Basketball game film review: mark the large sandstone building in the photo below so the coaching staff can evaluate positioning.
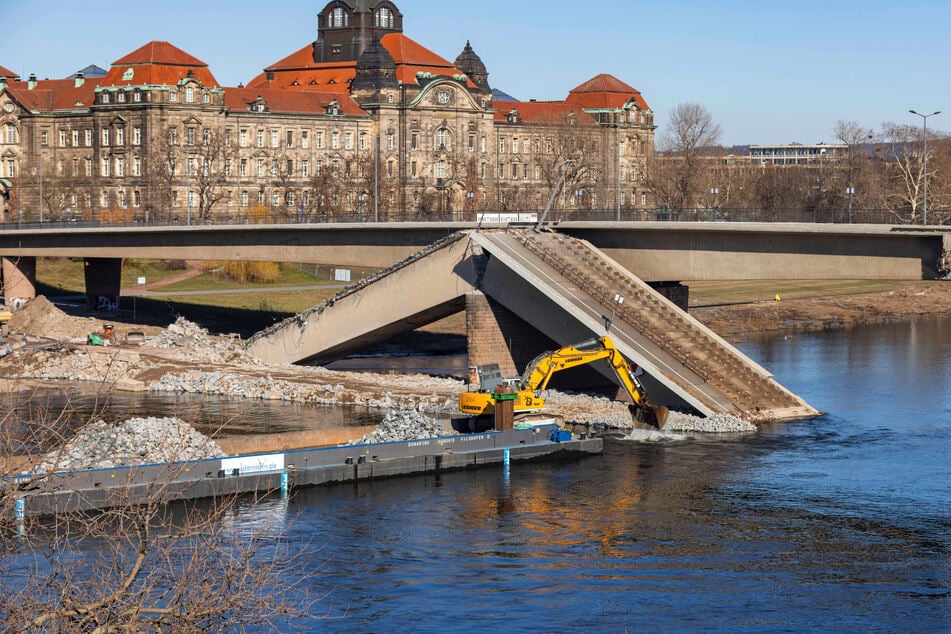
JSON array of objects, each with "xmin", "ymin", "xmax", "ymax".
[{"xmin": 0, "ymin": 1, "xmax": 655, "ymax": 224}]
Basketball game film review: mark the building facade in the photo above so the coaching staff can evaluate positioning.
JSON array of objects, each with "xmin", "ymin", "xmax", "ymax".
[{"xmin": 0, "ymin": 1, "xmax": 655, "ymax": 224}]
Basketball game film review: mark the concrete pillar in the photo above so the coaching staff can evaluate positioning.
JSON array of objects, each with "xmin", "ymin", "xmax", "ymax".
[
  {"xmin": 466, "ymin": 291, "xmax": 557, "ymax": 378},
  {"xmin": 84, "ymin": 257, "xmax": 123, "ymax": 311},
  {"xmin": 2, "ymin": 256, "xmax": 37, "ymax": 307}
]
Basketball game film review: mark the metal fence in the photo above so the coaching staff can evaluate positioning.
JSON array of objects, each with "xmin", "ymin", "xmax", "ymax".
[{"xmin": 1, "ymin": 207, "xmax": 947, "ymax": 230}]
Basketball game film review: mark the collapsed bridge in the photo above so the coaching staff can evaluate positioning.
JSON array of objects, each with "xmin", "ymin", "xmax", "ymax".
[{"xmin": 246, "ymin": 228, "xmax": 817, "ymax": 422}]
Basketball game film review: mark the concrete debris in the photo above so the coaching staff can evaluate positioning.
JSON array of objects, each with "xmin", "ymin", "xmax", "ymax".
[
  {"xmin": 349, "ymin": 409, "xmax": 446, "ymax": 445},
  {"xmin": 32, "ymin": 417, "xmax": 226, "ymax": 473},
  {"xmin": 664, "ymin": 412, "xmax": 757, "ymax": 433},
  {"xmin": 148, "ymin": 317, "xmax": 260, "ymax": 365}
]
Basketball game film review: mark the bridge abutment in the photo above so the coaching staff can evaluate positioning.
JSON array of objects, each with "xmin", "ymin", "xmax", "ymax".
[
  {"xmin": 1, "ymin": 256, "xmax": 37, "ymax": 307},
  {"xmin": 83, "ymin": 257, "xmax": 122, "ymax": 311}
]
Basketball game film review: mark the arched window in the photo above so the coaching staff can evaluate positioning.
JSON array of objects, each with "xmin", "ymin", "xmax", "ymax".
[
  {"xmin": 435, "ymin": 128, "xmax": 450, "ymax": 150},
  {"xmin": 330, "ymin": 6, "xmax": 348, "ymax": 27},
  {"xmin": 376, "ymin": 7, "xmax": 393, "ymax": 28}
]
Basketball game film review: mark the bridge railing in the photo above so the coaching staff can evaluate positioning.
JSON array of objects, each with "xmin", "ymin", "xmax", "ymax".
[{"xmin": 0, "ymin": 207, "xmax": 944, "ymax": 229}]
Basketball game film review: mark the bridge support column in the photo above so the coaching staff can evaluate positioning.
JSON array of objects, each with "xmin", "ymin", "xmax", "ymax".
[
  {"xmin": 2, "ymin": 256, "xmax": 37, "ymax": 308},
  {"xmin": 466, "ymin": 291, "xmax": 554, "ymax": 377},
  {"xmin": 84, "ymin": 257, "xmax": 122, "ymax": 311}
]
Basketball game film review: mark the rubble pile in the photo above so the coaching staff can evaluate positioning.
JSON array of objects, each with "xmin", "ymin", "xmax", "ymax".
[
  {"xmin": 15, "ymin": 348, "xmax": 148, "ymax": 384},
  {"xmin": 664, "ymin": 412, "xmax": 757, "ymax": 433},
  {"xmin": 6, "ymin": 295, "xmax": 102, "ymax": 341},
  {"xmin": 349, "ymin": 409, "xmax": 446, "ymax": 444},
  {"xmin": 148, "ymin": 317, "xmax": 257, "ymax": 365},
  {"xmin": 33, "ymin": 417, "xmax": 226, "ymax": 473}
]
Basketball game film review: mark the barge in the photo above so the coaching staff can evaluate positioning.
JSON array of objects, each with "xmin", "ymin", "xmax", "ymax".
[{"xmin": 5, "ymin": 424, "xmax": 601, "ymax": 519}]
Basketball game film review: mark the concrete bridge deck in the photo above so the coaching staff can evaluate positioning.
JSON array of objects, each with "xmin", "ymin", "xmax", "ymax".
[{"xmin": 246, "ymin": 228, "xmax": 817, "ymax": 423}]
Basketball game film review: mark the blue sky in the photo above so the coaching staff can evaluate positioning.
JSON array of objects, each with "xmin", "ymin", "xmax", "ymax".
[{"xmin": 2, "ymin": 0, "xmax": 948, "ymax": 146}]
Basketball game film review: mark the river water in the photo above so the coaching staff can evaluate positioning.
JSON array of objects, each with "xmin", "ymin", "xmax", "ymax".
[
  {"xmin": 28, "ymin": 317, "xmax": 951, "ymax": 631},
  {"xmin": 229, "ymin": 315, "xmax": 949, "ymax": 632}
]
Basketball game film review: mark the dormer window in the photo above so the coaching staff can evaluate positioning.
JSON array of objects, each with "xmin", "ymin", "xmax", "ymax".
[
  {"xmin": 102, "ymin": 93, "xmax": 110, "ymax": 104},
  {"xmin": 376, "ymin": 7, "xmax": 393, "ymax": 28},
  {"xmin": 185, "ymin": 86, "xmax": 194, "ymax": 103},
  {"xmin": 506, "ymin": 109, "xmax": 520, "ymax": 124},
  {"xmin": 326, "ymin": 101, "xmax": 340, "ymax": 116},
  {"xmin": 329, "ymin": 6, "xmax": 348, "ymax": 27}
]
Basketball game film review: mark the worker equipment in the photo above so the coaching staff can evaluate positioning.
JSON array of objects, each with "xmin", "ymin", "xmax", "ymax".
[{"xmin": 459, "ymin": 336, "xmax": 668, "ymax": 429}]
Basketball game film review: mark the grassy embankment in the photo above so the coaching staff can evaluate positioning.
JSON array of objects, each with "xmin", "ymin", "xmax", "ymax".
[{"xmin": 34, "ymin": 257, "xmax": 935, "ymax": 338}]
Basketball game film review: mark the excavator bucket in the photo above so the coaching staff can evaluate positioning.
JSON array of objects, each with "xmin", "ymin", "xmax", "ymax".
[{"xmin": 632, "ymin": 403, "xmax": 669, "ymax": 428}]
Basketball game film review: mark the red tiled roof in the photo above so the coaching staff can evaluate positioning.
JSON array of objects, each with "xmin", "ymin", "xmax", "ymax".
[
  {"xmin": 0, "ymin": 65, "xmax": 19, "ymax": 81},
  {"xmin": 4, "ymin": 77, "xmax": 102, "ymax": 112},
  {"xmin": 224, "ymin": 87, "xmax": 367, "ymax": 117},
  {"xmin": 493, "ymin": 100, "xmax": 597, "ymax": 126},
  {"xmin": 253, "ymin": 33, "xmax": 476, "ymax": 90},
  {"xmin": 103, "ymin": 41, "xmax": 220, "ymax": 88},
  {"xmin": 566, "ymin": 73, "xmax": 650, "ymax": 111}
]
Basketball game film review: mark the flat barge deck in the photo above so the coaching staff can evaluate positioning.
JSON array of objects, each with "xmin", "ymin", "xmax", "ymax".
[{"xmin": 5, "ymin": 425, "xmax": 602, "ymax": 518}]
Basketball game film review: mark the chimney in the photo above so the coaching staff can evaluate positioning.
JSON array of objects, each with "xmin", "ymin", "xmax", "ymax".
[
  {"xmin": 75, "ymin": 72, "xmax": 85, "ymax": 88},
  {"xmin": 28, "ymin": 73, "xmax": 37, "ymax": 90}
]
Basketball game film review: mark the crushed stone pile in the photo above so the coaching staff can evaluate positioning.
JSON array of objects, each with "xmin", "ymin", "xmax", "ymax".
[
  {"xmin": 148, "ymin": 317, "xmax": 259, "ymax": 365},
  {"xmin": 6, "ymin": 295, "xmax": 104, "ymax": 341},
  {"xmin": 32, "ymin": 417, "xmax": 226, "ymax": 473},
  {"xmin": 349, "ymin": 409, "xmax": 445, "ymax": 444},
  {"xmin": 150, "ymin": 369, "xmax": 459, "ymax": 411},
  {"xmin": 664, "ymin": 412, "xmax": 757, "ymax": 433}
]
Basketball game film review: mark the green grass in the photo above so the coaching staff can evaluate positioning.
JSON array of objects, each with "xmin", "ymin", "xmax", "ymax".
[{"xmin": 687, "ymin": 279, "xmax": 934, "ymax": 306}]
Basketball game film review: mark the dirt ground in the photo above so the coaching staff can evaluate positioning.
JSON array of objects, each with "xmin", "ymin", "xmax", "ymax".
[{"xmin": 690, "ymin": 282, "xmax": 951, "ymax": 341}]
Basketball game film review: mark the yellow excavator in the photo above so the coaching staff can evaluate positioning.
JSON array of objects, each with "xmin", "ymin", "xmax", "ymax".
[{"xmin": 458, "ymin": 336, "xmax": 668, "ymax": 429}]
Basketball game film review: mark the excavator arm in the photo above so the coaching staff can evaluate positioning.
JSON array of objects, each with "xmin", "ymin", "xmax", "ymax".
[{"xmin": 520, "ymin": 336, "xmax": 668, "ymax": 427}]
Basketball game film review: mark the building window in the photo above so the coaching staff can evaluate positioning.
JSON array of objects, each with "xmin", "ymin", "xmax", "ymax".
[
  {"xmin": 115, "ymin": 157, "xmax": 125, "ymax": 177},
  {"xmin": 257, "ymin": 159, "xmax": 264, "ymax": 177},
  {"xmin": 256, "ymin": 129, "xmax": 264, "ymax": 147},
  {"xmin": 117, "ymin": 91, "xmax": 126, "ymax": 103},
  {"xmin": 376, "ymin": 7, "xmax": 393, "ymax": 27},
  {"xmin": 102, "ymin": 93, "xmax": 110, "ymax": 104},
  {"xmin": 85, "ymin": 159, "xmax": 92, "ymax": 176},
  {"xmin": 116, "ymin": 128, "xmax": 124, "ymax": 146},
  {"xmin": 386, "ymin": 132, "xmax": 394, "ymax": 151},
  {"xmin": 286, "ymin": 130, "xmax": 294, "ymax": 148},
  {"xmin": 331, "ymin": 131, "xmax": 339, "ymax": 149},
  {"xmin": 240, "ymin": 159, "xmax": 247, "ymax": 177},
  {"xmin": 169, "ymin": 91, "xmax": 177, "ymax": 103},
  {"xmin": 202, "ymin": 129, "xmax": 210, "ymax": 145},
  {"xmin": 301, "ymin": 130, "xmax": 309, "ymax": 149},
  {"xmin": 270, "ymin": 130, "xmax": 279, "ymax": 148},
  {"xmin": 345, "ymin": 132, "xmax": 353, "ymax": 150},
  {"xmin": 436, "ymin": 128, "xmax": 449, "ymax": 150},
  {"xmin": 134, "ymin": 190, "xmax": 141, "ymax": 207},
  {"xmin": 85, "ymin": 129, "xmax": 92, "ymax": 146},
  {"xmin": 302, "ymin": 159, "xmax": 309, "ymax": 178},
  {"xmin": 359, "ymin": 132, "xmax": 367, "ymax": 150},
  {"xmin": 411, "ymin": 133, "xmax": 418, "ymax": 150},
  {"xmin": 241, "ymin": 191, "xmax": 249, "ymax": 207},
  {"xmin": 480, "ymin": 135, "xmax": 486, "ymax": 153},
  {"xmin": 437, "ymin": 160, "xmax": 446, "ymax": 179},
  {"xmin": 499, "ymin": 138, "xmax": 505, "ymax": 153},
  {"xmin": 315, "ymin": 131, "xmax": 323, "ymax": 149},
  {"xmin": 239, "ymin": 130, "xmax": 248, "ymax": 147},
  {"xmin": 186, "ymin": 128, "xmax": 196, "ymax": 145},
  {"xmin": 102, "ymin": 129, "xmax": 110, "ymax": 146},
  {"xmin": 133, "ymin": 127, "xmax": 142, "ymax": 145},
  {"xmin": 72, "ymin": 130, "xmax": 79, "ymax": 146},
  {"xmin": 512, "ymin": 137, "xmax": 518, "ymax": 153},
  {"xmin": 133, "ymin": 91, "xmax": 142, "ymax": 102},
  {"xmin": 185, "ymin": 86, "xmax": 194, "ymax": 103},
  {"xmin": 134, "ymin": 158, "xmax": 142, "ymax": 176},
  {"xmin": 224, "ymin": 160, "xmax": 232, "ymax": 177},
  {"xmin": 512, "ymin": 163, "xmax": 518, "ymax": 179},
  {"xmin": 5, "ymin": 124, "xmax": 16, "ymax": 144},
  {"xmin": 411, "ymin": 161, "xmax": 418, "ymax": 177},
  {"xmin": 59, "ymin": 130, "xmax": 67, "ymax": 147},
  {"xmin": 316, "ymin": 160, "xmax": 322, "ymax": 175},
  {"xmin": 101, "ymin": 158, "xmax": 110, "ymax": 176},
  {"xmin": 329, "ymin": 6, "xmax": 348, "ymax": 27},
  {"xmin": 468, "ymin": 135, "xmax": 475, "ymax": 152},
  {"xmin": 203, "ymin": 92, "xmax": 210, "ymax": 104},
  {"xmin": 118, "ymin": 191, "xmax": 126, "ymax": 208},
  {"xmin": 257, "ymin": 190, "xmax": 264, "ymax": 204}
]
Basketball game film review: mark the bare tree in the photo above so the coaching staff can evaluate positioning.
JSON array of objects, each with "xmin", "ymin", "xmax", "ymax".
[
  {"xmin": 0, "ymin": 387, "xmax": 310, "ymax": 631},
  {"xmin": 647, "ymin": 103, "xmax": 722, "ymax": 211}
]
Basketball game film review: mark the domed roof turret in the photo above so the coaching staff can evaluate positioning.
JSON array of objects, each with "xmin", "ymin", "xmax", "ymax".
[
  {"xmin": 454, "ymin": 40, "xmax": 490, "ymax": 92},
  {"xmin": 351, "ymin": 36, "xmax": 398, "ymax": 90}
]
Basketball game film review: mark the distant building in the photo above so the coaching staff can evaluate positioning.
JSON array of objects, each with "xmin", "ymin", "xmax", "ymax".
[
  {"xmin": 746, "ymin": 143, "xmax": 847, "ymax": 165},
  {"xmin": 0, "ymin": 1, "xmax": 655, "ymax": 223}
]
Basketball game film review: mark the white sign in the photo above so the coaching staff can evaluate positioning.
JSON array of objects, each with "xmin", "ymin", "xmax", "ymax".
[
  {"xmin": 477, "ymin": 212, "xmax": 538, "ymax": 223},
  {"xmin": 334, "ymin": 268, "xmax": 351, "ymax": 282},
  {"xmin": 137, "ymin": 276, "xmax": 146, "ymax": 285},
  {"xmin": 221, "ymin": 453, "xmax": 285, "ymax": 475}
]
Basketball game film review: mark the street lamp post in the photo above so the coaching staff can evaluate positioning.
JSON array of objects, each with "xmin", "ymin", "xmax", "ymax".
[
  {"xmin": 846, "ymin": 186, "xmax": 855, "ymax": 223},
  {"xmin": 908, "ymin": 109, "xmax": 941, "ymax": 225}
]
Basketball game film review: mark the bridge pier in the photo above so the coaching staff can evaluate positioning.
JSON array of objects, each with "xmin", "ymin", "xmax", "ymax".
[
  {"xmin": 83, "ymin": 257, "xmax": 122, "ymax": 311},
  {"xmin": 1, "ymin": 256, "xmax": 37, "ymax": 308}
]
